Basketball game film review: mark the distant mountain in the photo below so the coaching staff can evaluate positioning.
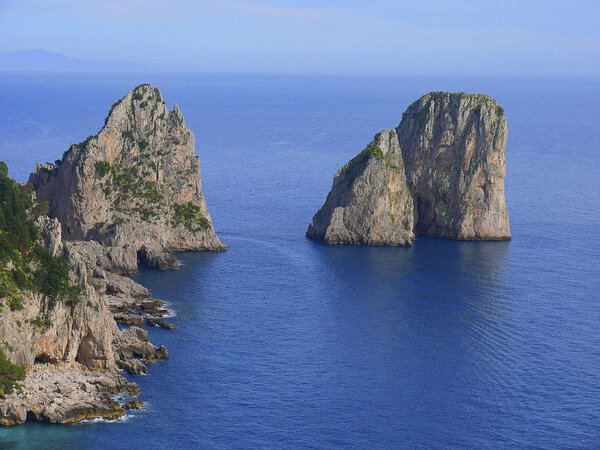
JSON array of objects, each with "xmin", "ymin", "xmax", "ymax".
[{"xmin": 0, "ymin": 49, "xmax": 146, "ymax": 72}]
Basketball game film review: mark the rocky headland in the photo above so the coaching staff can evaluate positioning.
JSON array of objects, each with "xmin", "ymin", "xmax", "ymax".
[
  {"xmin": 0, "ymin": 84, "xmax": 223, "ymax": 425},
  {"xmin": 307, "ymin": 92, "xmax": 511, "ymax": 245}
]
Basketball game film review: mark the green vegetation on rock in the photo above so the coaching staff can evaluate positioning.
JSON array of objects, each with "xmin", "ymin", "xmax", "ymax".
[
  {"xmin": 173, "ymin": 202, "xmax": 210, "ymax": 232},
  {"xmin": 94, "ymin": 161, "xmax": 111, "ymax": 178},
  {"xmin": 0, "ymin": 348, "xmax": 25, "ymax": 395},
  {"xmin": 104, "ymin": 163, "xmax": 162, "ymax": 220},
  {"xmin": 0, "ymin": 161, "xmax": 81, "ymax": 315},
  {"xmin": 339, "ymin": 138, "xmax": 403, "ymax": 186},
  {"xmin": 339, "ymin": 142, "xmax": 383, "ymax": 186},
  {"xmin": 121, "ymin": 130, "xmax": 135, "ymax": 141}
]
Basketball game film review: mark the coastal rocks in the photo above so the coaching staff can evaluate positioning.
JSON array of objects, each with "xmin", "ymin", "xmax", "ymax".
[
  {"xmin": 0, "ymin": 85, "xmax": 210, "ymax": 427},
  {"xmin": 146, "ymin": 317, "xmax": 175, "ymax": 329},
  {"xmin": 67, "ymin": 240, "xmax": 138, "ymax": 274},
  {"xmin": 0, "ymin": 269, "xmax": 118, "ymax": 371},
  {"xmin": 308, "ymin": 92, "xmax": 511, "ymax": 245},
  {"xmin": 0, "ymin": 368, "xmax": 138, "ymax": 426},
  {"xmin": 0, "ymin": 200, "xmax": 165, "ymax": 426},
  {"xmin": 138, "ymin": 245, "xmax": 178, "ymax": 270},
  {"xmin": 29, "ymin": 83, "xmax": 226, "ymax": 270},
  {"xmin": 124, "ymin": 399, "xmax": 143, "ymax": 410},
  {"xmin": 141, "ymin": 300, "xmax": 170, "ymax": 317},
  {"xmin": 113, "ymin": 313, "xmax": 144, "ymax": 327},
  {"xmin": 113, "ymin": 327, "xmax": 169, "ymax": 375}
]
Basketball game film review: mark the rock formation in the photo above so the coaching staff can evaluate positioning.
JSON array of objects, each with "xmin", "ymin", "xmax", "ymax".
[
  {"xmin": 307, "ymin": 92, "xmax": 511, "ymax": 245},
  {"xmin": 307, "ymin": 130, "xmax": 414, "ymax": 246},
  {"xmin": 30, "ymin": 83, "xmax": 225, "ymax": 268},
  {"xmin": 0, "ymin": 216, "xmax": 152, "ymax": 425},
  {"xmin": 2, "ymin": 84, "xmax": 222, "ymax": 426}
]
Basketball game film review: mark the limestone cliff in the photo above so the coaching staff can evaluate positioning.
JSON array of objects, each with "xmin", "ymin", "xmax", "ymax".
[
  {"xmin": 308, "ymin": 92, "xmax": 511, "ymax": 245},
  {"xmin": 0, "ymin": 85, "xmax": 210, "ymax": 425},
  {"xmin": 0, "ymin": 214, "xmax": 140, "ymax": 425},
  {"xmin": 0, "ymin": 213, "xmax": 169, "ymax": 425},
  {"xmin": 0, "ymin": 216, "xmax": 118, "ymax": 372},
  {"xmin": 30, "ymin": 83, "xmax": 225, "ymax": 263}
]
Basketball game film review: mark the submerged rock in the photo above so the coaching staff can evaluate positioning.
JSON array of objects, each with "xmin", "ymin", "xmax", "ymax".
[
  {"xmin": 124, "ymin": 399, "xmax": 143, "ymax": 410},
  {"xmin": 308, "ymin": 92, "xmax": 511, "ymax": 245}
]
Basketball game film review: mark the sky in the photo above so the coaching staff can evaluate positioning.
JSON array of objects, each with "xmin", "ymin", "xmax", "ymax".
[{"xmin": 1, "ymin": 0, "xmax": 599, "ymax": 74}]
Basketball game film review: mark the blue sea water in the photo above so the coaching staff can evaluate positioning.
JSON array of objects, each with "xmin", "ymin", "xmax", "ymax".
[{"xmin": 0, "ymin": 73, "xmax": 599, "ymax": 448}]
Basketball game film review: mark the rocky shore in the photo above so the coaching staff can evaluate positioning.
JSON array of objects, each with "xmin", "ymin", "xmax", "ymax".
[{"xmin": 0, "ymin": 84, "xmax": 224, "ymax": 426}]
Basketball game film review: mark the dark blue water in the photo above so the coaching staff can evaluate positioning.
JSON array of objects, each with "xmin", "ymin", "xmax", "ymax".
[{"xmin": 0, "ymin": 73, "xmax": 599, "ymax": 448}]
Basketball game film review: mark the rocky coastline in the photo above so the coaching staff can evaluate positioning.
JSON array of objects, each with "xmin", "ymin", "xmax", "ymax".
[{"xmin": 0, "ymin": 84, "xmax": 224, "ymax": 426}]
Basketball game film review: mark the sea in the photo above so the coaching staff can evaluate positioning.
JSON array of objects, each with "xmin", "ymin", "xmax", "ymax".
[{"xmin": 0, "ymin": 72, "xmax": 598, "ymax": 449}]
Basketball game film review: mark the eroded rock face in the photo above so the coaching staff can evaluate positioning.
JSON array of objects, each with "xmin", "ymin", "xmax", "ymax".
[
  {"xmin": 397, "ymin": 92, "xmax": 510, "ymax": 240},
  {"xmin": 30, "ymin": 83, "xmax": 225, "ymax": 259},
  {"xmin": 306, "ymin": 130, "xmax": 414, "ymax": 246},
  {"xmin": 308, "ymin": 92, "xmax": 511, "ymax": 245},
  {"xmin": 0, "ymin": 368, "xmax": 139, "ymax": 426},
  {"xmin": 0, "ymin": 221, "xmax": 118, "ymax": 372},
  {"xmin": 0, "ymin": 212, "xmax": 163, "ymax": 426}
]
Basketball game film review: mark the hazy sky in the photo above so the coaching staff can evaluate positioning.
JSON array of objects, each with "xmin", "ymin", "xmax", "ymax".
[{"xmin": 1, "ymin": 0, "xmax": 599, "ymax": 74}]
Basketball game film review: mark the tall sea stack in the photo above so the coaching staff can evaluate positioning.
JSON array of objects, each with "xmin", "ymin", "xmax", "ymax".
[
  {"xmin": 307, "ymin": 92, "xmax": 511, "ymax": 245},
  {"xmin": 30, "ymin": 83, "xmax": 225, "ymax": 259}
]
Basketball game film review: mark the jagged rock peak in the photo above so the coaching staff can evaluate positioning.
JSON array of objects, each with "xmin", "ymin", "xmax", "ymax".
[
  {"xmin": 30, "ymin": 84, "xmax": 225, "ymax": 255},
  {"xmin": 307, "ymin": 91, "xmax": 510, "ymax": 245}
]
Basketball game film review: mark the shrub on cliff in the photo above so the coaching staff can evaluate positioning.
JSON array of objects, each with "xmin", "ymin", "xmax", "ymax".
[
  {"xmin": 0, "ymin": 348, "xmax": 25, "ymax": 395},
  {"xmin": 0, "ymin": 161, "xmax": 81, "ymax": 310}
]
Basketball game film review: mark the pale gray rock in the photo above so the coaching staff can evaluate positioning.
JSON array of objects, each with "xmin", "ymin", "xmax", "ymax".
[
  {"xmin": 0, "ymin": 207, "xmax": 166, "ymax": 426},
  {"xmin": 30, "ymin": 83, "xmax": 226, "ymax": 267},
  {"xmin": 0, "ymin": 368, "xmax": 138, "ymax": 426},
  {"xmin": 67, "ymin": 241, "xmax": 138, "ymax": 274},
  {"xmin": 307, "ymin": 130, "xmax": 414, "ymax": 246},
  {"xmin": 308, "ymin": 92, "xmax": 511, "ymax": 245},
  {"xmin": 35, "ymin": 216, "xmax": 63, "ymax": 257},
  {"xmin": 397, "ymin": 92, "xmax": 511, "ymax": 239}
]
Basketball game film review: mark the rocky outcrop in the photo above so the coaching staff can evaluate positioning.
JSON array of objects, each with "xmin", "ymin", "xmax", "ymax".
[
  {"xmin": 0, "ymin": 210, "xmax": 163, "ymax": 426},
  {"xmin": 308, "ymin": 92, "xmax": 511, "ymax": 245},
  {"xmin": 307, "ymin": 130, "xmax": 414, "ymax": 246},
  {"xmin": 68, "ymin": 240, "xmax": 138, "ymax": 274},
  {"xmin": 113, "ymin": 326, "xmax": 169, "ymax": 375},
  {"xmin": 0, "ymin": 368, "xmax": 139, "ymax": 426},
  {"xmin": 1, "ymin": 84, "xmax": 218, "ymax": 426},
  {"xmin": 146, "ymin": 317, "xmax": 175, "ymax": 329},
  {"xmin": 0, "ymin": 220, "xmax": 118, "ymax": 372},
  {"xmin": 138, "ymin": 245, "xmax": 178, "ymax": 270},
  {"xmin": 30, "ymin": 83, "xmax": 225, "ymax": 269}
]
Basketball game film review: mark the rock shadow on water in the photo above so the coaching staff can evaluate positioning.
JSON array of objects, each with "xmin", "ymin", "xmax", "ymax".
[
  {"xmin": 305, "ymin": 236, "xmax": 514, "ymax": 445},
  {"xmin": 306, "ymin": 235, "xmax": 511, "ymax": 325}
]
